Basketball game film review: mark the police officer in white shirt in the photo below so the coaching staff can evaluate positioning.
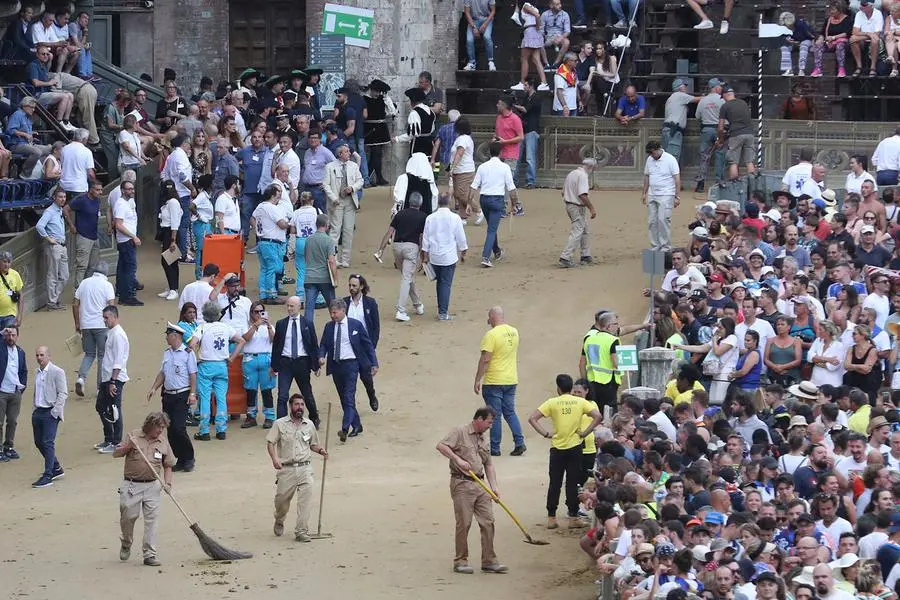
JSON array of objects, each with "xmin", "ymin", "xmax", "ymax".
[
  {"xmin": 642, "ymin": 140, "xmax": 681, "ymax": 252},
  {"xmin": 97, "ymin": 305, "xmax": 129, "ymax": 454},
  {"xmin": 252, "ymin": 184, "xmax": 290, "ymax": 305},
  {"xmin": 215, "ymin": 175, "xmax": 242, "ymax": 234}
]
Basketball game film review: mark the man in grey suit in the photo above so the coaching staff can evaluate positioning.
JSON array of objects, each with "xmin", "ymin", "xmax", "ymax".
[{"xmin": 31, "ymin": 346, "xmax": 67, "ymax": 488}]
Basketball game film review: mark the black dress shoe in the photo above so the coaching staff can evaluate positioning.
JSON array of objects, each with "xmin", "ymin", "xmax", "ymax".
[
  {"xmin": 181, "ymin": 460, "xmax": 195, "ymax": 472},
  {"xmin": 369, "ymin": 396, "xmax": 379, "ymax": 412},
  {"xmin": 694, "ymin": 180, "xmax": 705, "ymax": 193},
  {"xmin": 510, "ymin": 445, "xmax": 527, "ymax": 456},
  {"xmin": 348, "ymin": 426, "xmax": 363, "ymax": 437},
  {"xmin": 338, "ymin": 429, "xmax": 348, "ymax": 442},
  {"xmin": 216, "ymin": 432, "xmax": 226, "ymax": 440},
  {"xmin": 262, "ymin": 419, "xmax": 274, "ymax": 429},
  {"xmin": 240, "ymin": 417, "xmax": 257, "ymax": 428},
  {"xmin": 172, "ymin": 463, "xmax": 185, "ymax": 472},
  {"xmin": 135, "ymin": 282, "xmax": 144, "ymax": 291},
  {"xmin": 193, "ymin": 433, "xmax": 211, "ymax": 441}
]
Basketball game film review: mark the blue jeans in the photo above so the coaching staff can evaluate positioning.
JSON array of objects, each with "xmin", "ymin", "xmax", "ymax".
[
  {"xmin": 240, "ymin": 193, "xmax": 263, "ymax": 241},
  {"xmin": 176, "ymin": 194, "xmax": 191, "ymax": 257},
  {"xmin": 78, "ymin": 327, "xmax": 108, "ymax": 391},
  {"xmin": 78, "ymin": 49, "xmax": 93, "ymax": 76},
  {"xmin": 697, "ymin": 126, "xmax": 726, "ymax": 184},
  {"xmin": 482, "ymin": 384, "xmax": 524, "ymax": 453},
  {"xmin": 258, "ymin": 240, "xmax": 284, "ymax": 299},
  {"xmin": 479, "ymin": 195, "xmax": 504, "ymax": 260},
  {"xmin": 198, "ymin": 360, "xmax": 229, "ymax": 434},
  {"xmin": 332, "ymin": 360, "xmax": 362, "ymax": 433},
  {"xmin": 115, "ymin": 239, "xmax": 137, "ymax": 299},
  {"xmin": 304, "ymin": 185, "xmax": 327, "ymax": 213},
  {"xmin": 191, "ymin": 221, "xmax": 212, "ymax": 279},
  {"xmin": 660, "ymin": 125, "xmax": 684, "ymax": 163},
  {"xmin": 32, "ymin": 407, "xmax": 61, "ymax": 477},
  {"xmin": 295, "ymin": 237, "xmax": 308, "ymax": 297},
  {"xmin": 432, "ymin": 263, "xmax": 456, "ymax": 316},
  {"xmin": 303, "ymin": 283, "xmax": 336, "ymax": 325},
  {"xmin": 465, "ymin": 17, "xmax": 495, "ymax": 63},
  {"xmin": 877, "ymin": 170, "xmax": 899, "ymax": 186},
  {"xmin": 518, "ymin": 131, "xmax": 539, "ymax": 187},
  {"xmin": 357, "ymin": 137, "xmax": 369, "ymax": 185},
  {"xmin": 609, "ymin": 0, "xmax": 638, "ymax": 22}
]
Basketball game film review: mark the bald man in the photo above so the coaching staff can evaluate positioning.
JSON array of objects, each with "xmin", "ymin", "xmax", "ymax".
[
  {"xmin": 474, "ymin": 307, "xmax": 524, "ymax": 456},
  {"xmin": 710, "ymin": 488, "xmax": 731, "ymax": 514},
  {"xmin": 31, "ymin": 345, "xmax": 68, "ymax": 488},
  {"xmin": 813, "ymin": 564, "xmax": 854, "ymax": 600}
]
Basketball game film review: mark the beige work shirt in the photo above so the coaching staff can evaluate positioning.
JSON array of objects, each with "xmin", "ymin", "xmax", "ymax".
[
  {"xmin": 440, "ymin": 423, "xmax": 491, "ymax": 477},
  {"xmin": 123, "ymin": 429, "xmax": 175, "ymax": 481},
  {"xmin": 266, "ymin": 416, "xmax": 319, "ymax": 464}
]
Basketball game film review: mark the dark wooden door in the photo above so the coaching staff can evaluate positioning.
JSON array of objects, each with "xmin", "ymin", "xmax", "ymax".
[{"xmin": 229, "ymin": 0, "xmax": 306, "ymax": 79}]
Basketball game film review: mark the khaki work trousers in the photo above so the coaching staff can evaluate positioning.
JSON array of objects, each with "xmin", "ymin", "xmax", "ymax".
[
  {"xmin": 329, "ymin": 197, "xmax": 357, "ymax": 265},
  {"xmin": 44, "ymin": 244, "xmax": 69, "ymax": 305},
  {"xmin": 119, "ymin": 479, "xmax": 162, "ymax": 560},
  {"xmin": 450, "ymin": 477, "xmax": 497, "ymax": 567},
  {"xmin": 273, "ymin": 464, "xmax": 314, "ymax": 537},
  {"xmin": 560, "ymin": 203, "xmax": 590, "ymax": 261},
  {"xmin": 392, "ymin": 241, "xmax": 421, "ymax": 314}
]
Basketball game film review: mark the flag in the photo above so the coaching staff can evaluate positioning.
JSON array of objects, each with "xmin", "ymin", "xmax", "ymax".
[{"xmin": 758, "ymin": 23, "xmax": 792, "ymax": 49}]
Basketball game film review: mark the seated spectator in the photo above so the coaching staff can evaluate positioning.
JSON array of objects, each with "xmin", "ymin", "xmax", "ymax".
[
  {"xmin": 68, "ymin": 11, "xmax": 93, "ymax": 79},
  {"xmin": 887, "ymin": 4, "xmax": 900, "ymax": 77},
  {"xmin": 581, "ymin": 42, "xmax": 619, "ymax": 115},
  {"xmin": 461, "ymin": 0, "xmax": 496, "ymax": 72},
  {"xmin": 849, "ymin": 0, "xmax": 883, "ymax": 78},
  {"xmin": 780, "ymin": 12, "xmax": 816, "ymax": 77},
  {"xmin": 781, "ymin": 84, "xmax": 816, "ymax": 120},
  {"xmin": 117, "ymin": 114, "xmax": 148, "ymax": 171},
  {"xmin": 551, "ymin": 52, "xmax": 579, "ymax": 116},
  {"xmin": 0, "ymin": 137, "xmax": 10, "ymax": 178},
  {"xmin": 28, "ymin": 44, "xmax": 75, "ymax": 129},
  {"xmin": 540, "ymin": 0, "xmax": 571, "ymax": 69},
  {"xmin": 813, "ymin": 0, "xmax": 852, "ymax": 79},
  {"xmin": 128, "ymin": 87, "xmax": 164, "ymax": 153},
  {"xmin": 609, "ymin": 0, "xmax": 639, "ymax": 29},
  {"xmin": 686, "ymin": 0, "xmax": 734, "ymax": 33},
  {"xmin": 101, "ymin": 89, "xmax": 129, "ymax": 178},
  {"xmin": 30, "ymin": 11, "xmax": 72, "ymax": 74},
  {"xmin": 2, "ymin": 5, "xmax": 35, "ymax": 61},
  {"xmin": 42, "ymin": 141, "xmax": 63, "ymax": 181},
  {"xmin": 511, "ymin": 3, "xmax": 550, "ymax": 92},
  {"xmin": 5, "ymin": 97, "xmax": 51, "ymax": 172},
  {"xmin": 614, "ymin": 85, "xmax": 646, "ymax": 126}
]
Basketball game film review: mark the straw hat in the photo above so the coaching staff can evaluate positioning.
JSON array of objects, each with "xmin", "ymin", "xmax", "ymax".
[{"xmin": 788, "ymin": 381, "xmax": 819, "ymax": 401}]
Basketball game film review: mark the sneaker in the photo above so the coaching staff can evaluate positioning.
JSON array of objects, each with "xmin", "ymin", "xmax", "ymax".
[
  {"xmin": 178, "ymin": 257, "xmax": 194, "ymax": 264},
  {"xmin": 295, "ymin": 533, "xmax": 312, "ymax": 543},
  {"xmin": 568, "ymin": 516, "xmax": 590, "ymax": 529},
  {"xmin": 510, "ymin": 82, "xmax": 525, "ymax": 91},
  {"xmin": 93, "ymin": 440, "xmax": 107, "ymax": 449},
  {"xmin": 438, "ymin": 314, "xmax": 454, "ymax": 321},
  {"xmin": 694, "ymin": 19, "xmax": 714, "ymax": 29},
  {"xmin": 488, "ymin": 60, "xmax": 497, "ymax": 71},
  {"xmin": 454, "ymin": 564, "xmax": 475, "ymax": 574},
  {"xmin": 395, "ymin": 311, "xmax": 411, "ymax": 322},
  {"xmin": 215, "ymin": 432, "xmax": 226, "ymax": 440},
  {"xmin": 547, "ymin": 516, "xmax": 559, "ymax": 529},
  {"xmin": 481, "ymin": 258, "xmax": 493, "ymax": 268},
  {"xmin": 165, "ymin": 290, "xmax": 178, "ymax": 301},
  {"xmin": 414, "ymin": 303, "xmax": 425, "ymax": 315},
  {"xmin": 97, "ymin": 443, "xmax": 116, "ymax": 454},
  {"xmin": 32, "ymin": 475, "xmax": 54, "ymax": 488},
  {"xmin": 120, "ymin": 545, "xmax": 130, "ymax": 561},
  {"xmin": 481, "ymin": 564, "xmax": 509, "ymax": 574},
  {"xmin": 246, "ymin": 245, "xmax": 258, "ymax": 254},
  {"xmin": 719, "ymin": 19, "xmax": 729, "ymax": 34},
  {"xmin": 694, "ymin": 180, "xmax": 705, "ymax": 193},
  {"xmin": 490, "ymin": 450, "xmax": 501, "ymax": 456},
  {"xmin": 282, "ymin": 276, "xmax": 296, "ymax": 285},
  {"xmin": 809, "ymin": 68, "xmax": 822, "ymax": 77},
  {"xmin": 75, "ymin": 378, "xmax": 85, "ymax": 397},
  {"xmin": 537, "ymin": 83, "xmax": 550, "ymax": 91},
  {"xmin": 119, "ymin": 298, "xmax": 144, "ymax": 306},
  {"xmin": 837, "ymin": 67, "xmax": 847, "ymax": 78},
  {"xmin": 194, "ymin": 432, "xmax": 211, "ymax": 441},
  {"xmin": 463, "ymin": 61, "xmax": 476, "ymax": 71},
  {"xmin": 240, "ymin": 417, "xmax": 257, "ymax": 428},
  {"xmin": 338, "ymin": 429, "xmax": 348, "ymax": 442},
  {"xmin": 558, "ymin": 258, "xmax": 576, "ymax": 268},
  {"xmin": 613, "ymin": 19, "xmax": 627, "ymax": 28},
  {"xmin": 143, "ymin": 557, "xmax": 161, "ymax": 567},
  {"xmin": 573, "ymin": 18, "xmax": 587, "ymax": 27},
  {"xmin": 580, "ymin": 256, "xmax": 593, "ymax": 264},
  {"xmin": 510, "ymin": 445, "xmax": 527, "ymax": 456},
  {"xmin": 262, "ymin": 419, "xmax": 274, "ymax": 429},
  {"xmin": 5, "ymin": 448, "xmax": 20, "ymax": 460},
  {"xmin": 0, "ymin": 453, "xmax": 8, "ymax": 463},
  {"xmin": 493, "ymin": 248, "xmax": 505, "ymax": 262},
  {"xmin": 474, "ymin": 212, "xmax": 484, "ymax": 225},
  {"xmin": 513, "ymin": 205, "xmax": 525, "ymax": 216},
  {"xmin": 798, "ymin": 69, "xmax": 806, "ymax": 77},
  {"xmin": 274, "ymin": 521, "xmax": 284, "ymax": 537},
  {"xmin": 157, "ymin": 290, "xmax": 171, "ymax": 298},
  {"xmin": 782, "ymin": 69, "xmax": 793, "ymax": 77},
  {"xmin": 180, "ymin": 460, "xmax": 195, "ymax": 472}
]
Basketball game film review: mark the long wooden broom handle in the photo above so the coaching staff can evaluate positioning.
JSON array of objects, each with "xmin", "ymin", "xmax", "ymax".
[
  {"xmin": 128, "ymin": 434, "xmax": 195, "ymax": 527},
  {"xmin": 315, "ymin": 402, "xmax": 332, "ymax": 535},
  {"xmin": 468, "ymin": 469, "xmax": 532, "ymax": 539}
]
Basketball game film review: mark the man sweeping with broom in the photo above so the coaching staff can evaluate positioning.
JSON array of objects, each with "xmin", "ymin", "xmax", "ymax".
[{"xmin": 114, "ymin": 411, "xmax": 175, "ymax": 566}]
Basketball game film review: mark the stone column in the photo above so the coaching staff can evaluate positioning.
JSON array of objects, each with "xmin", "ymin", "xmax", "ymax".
[{"xmin": 639, "ymin": 347, "xmax": 676, "ymax": 393}]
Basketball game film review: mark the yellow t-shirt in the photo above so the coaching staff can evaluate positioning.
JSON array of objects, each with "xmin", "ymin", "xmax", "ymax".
[
  {"xmin": 581, "ymin": 400, "xmax": 600, "ymax": 454},
  {"xmin": 480, "ymin": 324, "xmax": 519, "ymax": 385},
  {"xmin": 538, "ymin": 394, "xmax": 594, "ymax": 450},
  {"xmin": 665, "ymin": 379, "xmax": 704, "ymax": 406},
  {"xmin": 848, "ymin": 404, "xmax": 871, "ymax": 435},
  {"xmin": 0, "ymin": 268, "xmax": 23, "ymax": 318}
]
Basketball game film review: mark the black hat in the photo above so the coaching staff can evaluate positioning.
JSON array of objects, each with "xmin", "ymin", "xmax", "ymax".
[
  {"xmin": 303, "ymin": 65, "xmax": 324, "ymax": 76},
  {"xmin": 756, "ymin": 571, "xmax": 778, "ymax": 584},
  {"xmin": 368, "ymin": 79, "xmax": 391, "ymax": 93},
  {"xmin": 163, "ymin": 68, "xmax": 177, "ymax": 82},
  {"xmin": 335, "ymin": 87, "xmax": 349, "ymax": 95},
  {"xmin": 238, "ymin": 67, "xmax": 259, "ymax": 84},
  {"xmin": 722, "ymin": 85, "xmax": 735, "ymax": 94},
  {"xmin": 264, "ymin": 75, "xmax": 285, "ymax": 88},
  {"xmin": 796, "ymin": 513, "xmax": 815, "ymax": 524},
  {"xmin": 289, "ymin": 69, "xmax": 307, "ymax": 79},
  {"xmin": 224, "ymin": 274, "xmax": 241, "ymax": 286},
  {"xmin": 283, "ymin": 90, "xmax": 298, "ymax": 100},
  {"xmin": 405, "ymin": 87, "xmax": 426, "ymax": 104}
]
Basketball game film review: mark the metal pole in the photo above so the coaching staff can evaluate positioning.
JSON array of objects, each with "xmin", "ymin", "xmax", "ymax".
[
  {"xmin": 603, "ymin": 0, "xmax": 643, "ymax": 117},
  {"xmin": 756, "ymin": 14, "xmax": 764, "ymax": 170}
]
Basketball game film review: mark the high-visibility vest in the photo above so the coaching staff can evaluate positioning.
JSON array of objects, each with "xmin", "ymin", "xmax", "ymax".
[{"xmin": 584, "ymin": 331, "xmax": 622, "ymax": 385}]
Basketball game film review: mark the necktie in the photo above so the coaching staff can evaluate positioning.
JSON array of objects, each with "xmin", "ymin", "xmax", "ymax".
[
  {"xmin": 341, "ymin": 162, "xmax": 348, "ymax": 195},
  {"xmin": 334, "ymin": 322, "xmax": 342, "ymax": 361},
  {"xmin": 290, "ymin": 318, "xmax": 298, "ymax": 359}
]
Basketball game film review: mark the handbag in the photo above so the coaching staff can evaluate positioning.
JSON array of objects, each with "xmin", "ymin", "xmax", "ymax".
[{"xmin": 702, "ymin": 351, "xmax": 723, "ymax": 376}]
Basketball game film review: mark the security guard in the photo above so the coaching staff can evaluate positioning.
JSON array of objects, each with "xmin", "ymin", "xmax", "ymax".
[
  {"xmin": 147, "ymin": 322, "xmax": 197, "ymax": 472},
  {"xmin": 580, "ymin": 311, "xmax": 622, "ymax": 415},
  {"xmin": 435, "ymin": 407, "xmax": 508, "ymax": 575},
  {"xmin": 266, "ymin": 393, "xmax": 327, "ymax": 542},
  {"xmin": 113, "ymin": 411, "xmax": 175, "ymax": 567}
]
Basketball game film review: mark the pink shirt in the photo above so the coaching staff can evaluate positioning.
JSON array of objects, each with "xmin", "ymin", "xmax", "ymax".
[{"xmin": 494, "ymin": 112, "xmax": 523, "ymax": 160}]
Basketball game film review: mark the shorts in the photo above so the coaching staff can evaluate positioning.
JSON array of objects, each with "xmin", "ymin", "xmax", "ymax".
[{"xmin": 726, "ymin": 133, "xmax": 755, "ymax": 166}]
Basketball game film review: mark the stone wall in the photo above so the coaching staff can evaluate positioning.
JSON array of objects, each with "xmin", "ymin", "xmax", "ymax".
[{"xmin": 152, "ymin": 0, "xmax": 230, "ymax": 90}]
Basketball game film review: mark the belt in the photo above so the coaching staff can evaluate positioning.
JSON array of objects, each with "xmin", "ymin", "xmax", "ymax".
[
  {"xmin": 258, "ymin": 237, "xmax": 285, "ymax": 244},
  {"xmin": 701, "ymin": 124, "xmax": 718, "ymax": 128},
  {"xmin": 164, "ymin": 387, "xmax": 190, "ymax": 394},
  {"xmin": 303, "ymin": 183, "xmax": 324, "ymax": 188},
  {"xmin": 199, "ymin": 359, "xmax": 227, "ymax": 364},
  {"xmin": 451, "ymin": 471, "xmax": 484, "ymax": 480},
  {"xmin": 124, "ymin": 477, "xmax": 156, "ymax": 483},
  {"xmin": 282, "ymin": 460, "xmax": 311, "ymax": 467}
]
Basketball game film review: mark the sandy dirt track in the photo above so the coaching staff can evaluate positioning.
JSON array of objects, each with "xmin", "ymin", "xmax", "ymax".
[{"xmin": 1, "ymin": 186, "xmax": 695, "ymax": 600}]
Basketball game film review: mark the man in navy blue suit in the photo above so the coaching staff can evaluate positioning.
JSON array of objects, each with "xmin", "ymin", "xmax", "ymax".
[
  {"xmin": 343, "ymin": 274, "xmax": 380, "ymax": 412},
  {"xmin": 271, "ymin": 296, "xmax": 321, "ymax": 426},
  {"xmin": 318, "ymin": 298, "xmax": 378, "ymax": 442}
]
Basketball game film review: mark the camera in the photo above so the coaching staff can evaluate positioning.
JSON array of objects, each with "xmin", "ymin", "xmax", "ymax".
[{"xmin": 10, "ymin": 291, "xmax": 19, "ymax": 303}]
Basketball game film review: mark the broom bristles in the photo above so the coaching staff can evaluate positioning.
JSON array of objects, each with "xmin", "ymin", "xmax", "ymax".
[{"xmin": 190, "ymin": 523, "xmax": 253, "ymax": 560}]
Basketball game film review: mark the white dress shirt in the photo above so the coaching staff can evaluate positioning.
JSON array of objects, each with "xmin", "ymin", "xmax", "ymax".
[
  {"xmin": 347, "ymin": 297, "xmax": 366, "ymax": 330},
  {"xmin": 422, "ymin": 207, "xmax": 468, "ymax": 267},
  {"xmin": 872, "ymin": 135, "xmax": 900, "ymax": 172},
  {"xmin": 1, "ymin": 345, "xmax": 22, "ymax": 393},
  {"xmin": 273, "ymin": 149, "xmax": 302, "ymax": 188},
  {"xmin": 333, "ymin": 317, "xmax": 356, "ymax": 360},
  {"xmin": 471, "ymin": 157, "xmax": 516, "ymax": 196},
  {"xmin": 101, "ymin": 324, "xmax": 130, "ymax": 382},
  {"xmin": 161, "ymin": 147, "xmax": 193, "ymax": 197},
  {"xmin": 281, "ymin": 316, "xmax": 307, "ymax": 358},
  {"xmin": 178, "ymin": 280, "xmax": 214, "ymax": 323},
  {"xmin": 34, "ymin": 365, "xmax": 52, "ymax": 408}
]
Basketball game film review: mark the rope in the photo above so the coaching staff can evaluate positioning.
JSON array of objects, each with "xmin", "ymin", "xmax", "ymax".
[{"xmin": 757, "ymin": 14, "xmax": 764, "ymax": 170}]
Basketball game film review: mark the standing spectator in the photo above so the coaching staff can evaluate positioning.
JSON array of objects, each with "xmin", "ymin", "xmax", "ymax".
[
  {"xmin": 344, "ymin": 275, "xmax": 381, "ymax": 411},
  {"xmin": 28, "ymin": 44, "xmax": 75, "ymax": 129},
  {"xmin": 289, "ymin": 192, "xmax": 318, "ymax": 301},
  {"xmin": 559, "ymin": 159, "xmax": 597, "ymax": 268},
  {"xmin": 146, "ymin": 324, "xmax": 196, "ymax": 472},
  {"xmin": 541, "ymin": 0, "xmax": 571, "ymax": 68},
  {"xmin": 642, "ymin": 141, "xmax": 681, "ymax": 252},
  {"xmin": 375, "ymin": 194, "xmax": 427, "ymax": 322},
  {"xmin": 512, "ymin": 78, "xmax": 542, "ymax": 189},
  {"xmin": 510, "ymin": 3, "xmax": 550, "ymax": 92},
  {"xmin": 303, "ymin": 214, "xmax": 338, "ymax": 326},
  {"xmin": 609, "ymin": 0, "xmax": 639, "ymax": 29},
  {"xmin": 845, "ymin": 155, "xmax": 877, "ymax": 194},
  {"xmin": 117, "ymin": 115, "xmax": 147, "ymax": 172},
  {"xmin": 493, "ymin": 97, "xmax": 524, "ymax": 209},
  {"xmin": 237, "ymin": 130, "xmax": 266, "ymax": 244},
  {"xmin": 0, "ymin": 327, "xmax": 26, "ymax": 463},
  {"xmin": 72, "ymin": 262, "xmax": 115, "ymax": 398},
  {"xmin": 30, "ymin": 346, "xmax": 67, "ymax": 488},
  {"xmin": 418, "ymin": 70, "xmax": 445, "ymax": 116},
  {"xmin": 432, "ymin": 109, "xmax": 459, "ymax": 176},
  {"xmin": 6, "ymin": 98, "xmax": 51, "ymax": 172},
  {"xmin": 0, "ymin": 253, "xmax": 24, "ymax": 330},
  {"xmin": 161, "ymin": 135, "xmax": 197, "ymax": 258},
  {"xmin": 474, "ymin": 306, "xmax": 525, "ymax": 456},
  {"xmin": 96, "ymin": 305, "xmax": 129, "ymax": 454},
  {"xmin": 719, "ymin": 86, "xmax": 756, "ymax": 180},
  {"xmin": 113, "ymin": 179, "xmax": 142, "ymax": 306},
  {"xmin": 471, "ymin": 142, "xmax": 518, "ymax": 268},
  {"xmin": 463, "ymin": 0, "xmax": 497, "ymax": 71},
  {"xmin": 271, "ymin": 132, "xmax": 301, "ymax": 191},
  {"xmin": 324, "ymin": 144, "xmax": 364, "ymax": 269},
  {"xmin": 662, "ymin": 79, "xmax": 700, "ymax": 163},
  {"xmin": 849, "ymin": 0, "xmax": 883, "ymax": 78},
  {"xmin": 155, "ymin": 81, "xmax": 187, "ymax": 134},
  {"xmin": 59, "ymin": 129, "xmax": 96, "ymax": 199},
  {"xmin": 271, "ymin": 296, "xmax": 320, "ymax": 425},
  {"xmin": 422, "ymin": 193, "xmax": 468, "ymax": 321},
  {"xmin": 871, "ymin": 126, "xmax": 900, "ymax": 186},
  {"xmin": 157, "ymin": 181, "xmax": 183, "ymax": 301},
  {"xmin": 781, "ymin": 84, "xmax": 816, "ymax": 120},
  {"xmin": 301, "ymin": 132, "xmax": 337, "ymax": 214},
  {"xmin": 214, "ymin": 175, "xmax": 242, "ymax": 234},
  {"xmin": 35, "ymin": 189, "xmax": 69, "ymax": 311},
  {"xmin": 813, "ymin": 1, "xmax": 852, "ymax": 78},
  {"xmin": 695, "ymin": 78, "xmax": 725, "ymax": 193},
  {"xmin": 780, "ymin": 12, "xmax": 816, "ymax": 77},
  {"xmin": 551, "ymin": 53, "xmax": 579, "ymax": 116},
  {"xmin": 614, "ymin": 85, "xmax": 646, "ymax": 125},
  {"xmin": 189, "ymin": 175, "xmax": 214, "ymax": 280},
  {"xmin": 238, "ymin": 301, "xmax": 276, "ymax": 430},
  {"xmin": 687, "ymin": 0, "xmax": 734, "ymax": 33},
  {"xmin": 448, "ymin": 118, "xmax": 480, "ymax": 222}
]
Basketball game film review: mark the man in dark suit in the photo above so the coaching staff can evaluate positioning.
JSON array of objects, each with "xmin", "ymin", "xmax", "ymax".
[
  {"xmin": 343, "ymin": 274, "xmax": 380, "ymax": 411},
  {"xmin": 0, "ymin": 327, "xmax": 27, "ymax": 462},
  {"xmin": 318, "ymin": 299, "xmax": 378, "ymax": 442},
  {"xmin": 271, "ymin": 296, "xmax": 321, "ymax": 426}
]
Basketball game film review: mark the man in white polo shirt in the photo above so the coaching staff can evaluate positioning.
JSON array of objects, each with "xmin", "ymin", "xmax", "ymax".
[
  {"xmin": 470, "ymin": 142, "xmax": 518, "ymax": 268},
  {"xmin": 73, "ymin": 261, "xmax": 116, "ymax": 398},
  {"xmin": 850, "ymin": 0, "xmax": 883, "ymax": 79},
  {"xmin": 59, "ymin": 129, "xmax": 95, "ymax": 199},
  {"xmin": 642, "ymin": 140, "xmax": 680, "ymax": 252}
]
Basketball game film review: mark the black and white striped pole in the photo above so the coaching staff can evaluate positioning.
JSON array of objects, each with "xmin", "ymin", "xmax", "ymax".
[{"xmin": 757, "ymin": 14, "xmax": 764, "ymax": 170}]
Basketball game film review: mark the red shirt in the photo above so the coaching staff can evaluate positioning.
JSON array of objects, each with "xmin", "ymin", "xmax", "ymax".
[
  {"xmin": 494, "ymin": 111, "xmax": 523, "ymax": 160},
  {"xmin": 742, "ymin": 217, "xmax": 767, "ymax": 237},
  {"xmin": 814, "ymin": 219, "xmax": 830, "ymax": 240}
]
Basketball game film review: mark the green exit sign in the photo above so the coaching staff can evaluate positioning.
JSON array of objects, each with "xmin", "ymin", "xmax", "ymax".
[{"xmin": 616, "ymin": 345, "xmax": 639, "ymax": 372}]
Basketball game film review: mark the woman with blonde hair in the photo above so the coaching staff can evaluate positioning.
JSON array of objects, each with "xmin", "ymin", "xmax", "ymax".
[{"xmin": 189, "ymin": 128, "xmax": 212, "ymax": 183}]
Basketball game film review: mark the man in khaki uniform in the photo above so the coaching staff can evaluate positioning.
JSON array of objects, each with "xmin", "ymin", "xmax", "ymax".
[
  {"xmin": 113, "ymin": 411, "xmax": 175, "ymax": 567},
  {"xmin": 435, "ymin": 406, "xmax": 508, "ymax": 575},
  {"xmin": 266, "ymin": 393, "xmax": 327, "ymax": 542}
]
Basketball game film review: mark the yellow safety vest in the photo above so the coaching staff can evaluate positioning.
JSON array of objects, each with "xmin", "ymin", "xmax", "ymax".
[{"xmin": 584, "ymin": 331, "xmax": 622, "ymax": 385}]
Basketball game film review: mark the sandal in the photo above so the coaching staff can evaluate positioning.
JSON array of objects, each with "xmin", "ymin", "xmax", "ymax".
[
  {"xmin": 869, "ymin": 70, "xmax": 878, "ymax": 77},
  {"xmin": 891, "ymin": 69, "xmax": 899, "ymax": 78},
  {"xmin": 852, "ymin": 68, "xmax": 862, "ymax": 78}
]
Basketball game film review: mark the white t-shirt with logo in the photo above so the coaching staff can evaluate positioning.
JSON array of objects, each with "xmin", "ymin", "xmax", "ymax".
[
  {"xmin": 782, "ymin": 162, "xmax": 812, "ymax": 197},
  {"xmin": 292, "ymin": 206, "xmax": 319, "ymax": 239},
  {"xmin": 194, "ymin": 321, "xmax": 235, "ymax": 361},
  {"xmin": 252, "ymin": 201, "xmax": 288, "ymax": 242}
]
